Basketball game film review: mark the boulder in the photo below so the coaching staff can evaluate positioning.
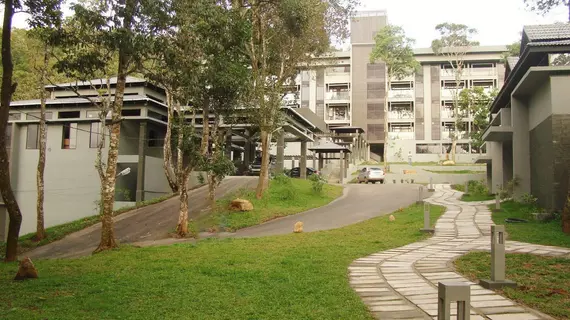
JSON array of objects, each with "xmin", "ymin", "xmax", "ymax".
[
  {"xmin": 293, "ymin": 221, "xmax": 304, "ymax": 233},
  {"xmin": 442, "ymin": 160, "xmax": 456, "ymax": 166},
  {"xmin": 389, "ymin": 215, "xmax": 396, "ymax": 221},
  {"xmin": 14, "ymin": 257, "xmax": 38, "ymax": 281},
  {"xmin": 229, "ymin": 198, "xmax": 254, "ymax": 212}
]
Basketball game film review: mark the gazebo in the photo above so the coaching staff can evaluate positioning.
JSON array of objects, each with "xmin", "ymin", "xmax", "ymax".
[
  {"xmin": 309, "ymin": 140, "xmax": 352, "ymax": 183},
  {"xmin": 329, "ymin": 126, "xmax": 368, "ymax": 164}
]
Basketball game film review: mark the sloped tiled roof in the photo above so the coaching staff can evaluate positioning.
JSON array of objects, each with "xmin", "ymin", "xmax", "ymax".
[
  {"xmin": 527, "ymin": 39, "xmax": 570, "ymax": 47},
  {"xmin": 524, "ymin": 24, "xmax": 570, "ymax": 42},
  {"xmin": 45, "ymin": 76, "xmax": 147, "ymax": 89},
  {"xmin": 506, "ymin": 56, "xmax": 520, "ymax": 69}
]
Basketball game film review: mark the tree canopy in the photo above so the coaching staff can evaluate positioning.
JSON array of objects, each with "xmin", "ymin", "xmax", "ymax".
[{"xmin": 524, "ymin": 0, "xmax": 570, "ymax": 21}]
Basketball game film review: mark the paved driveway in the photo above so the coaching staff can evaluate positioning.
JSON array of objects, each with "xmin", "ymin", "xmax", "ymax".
[
  {"xmin": 26, "ymin": 177, "xmax": 257, "ymax": 260},
  {"xmin": 233, "ymin": 183, "xmax": 430, "ymax": 238}
]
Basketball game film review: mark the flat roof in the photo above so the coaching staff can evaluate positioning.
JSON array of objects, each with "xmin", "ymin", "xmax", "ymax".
[
  {"xmin": 330, "ymin": 126, "xmax": 365, "ymax": 134},
  {"xmin": 10, "ymin": 95, "xmax": 167, "ymax": 108},
  {"xmin": 512, "ymin": 66, "xmax": 570, "ymax": 97}
]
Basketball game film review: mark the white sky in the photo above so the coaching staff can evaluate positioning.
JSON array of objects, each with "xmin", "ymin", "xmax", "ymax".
[
  {"xmin": 10, "ymin": 0, "xmax": 568, "ymax": 48},
  {"xmin": 357, "ymin": 0, "xmax": 568, "ymax": 48}
]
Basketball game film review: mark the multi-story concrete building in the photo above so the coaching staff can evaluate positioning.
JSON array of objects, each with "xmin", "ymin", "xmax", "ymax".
[
  {"xmin": 482, "ymin": 24, "xmax": 570, "ymax": 211},
  {"xmin": 0, "ymin": 77, "xmax": 326, "ymax": 239},
  {"xmin": 291, "ymin": 10, "xmax": 507, "ymax": 163}
]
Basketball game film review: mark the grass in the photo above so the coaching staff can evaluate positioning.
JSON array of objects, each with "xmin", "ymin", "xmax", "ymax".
[
  {"xmin": 455, "ymin": 252, "xmax": 570, "ymax": 319},
  {"xmin": 0, "ymin": 194, "xmax": 176, "ymax": 260},
  {"xmin": 197, "ymin": 177, "xmax": 343, "ymax": 232},
  {"xmin": 0, "ymin": 203, "xmax": 445, "ymax": 320},
  {"xmin": 451, "ymin": 182, "xmax": 495, "ymax": 202},
  {"xmin": 490, "ymin": 201, "xmax": 570, "ymax": 248},
  {"xmin": 426, "ymin": 169, "xmax": 485, "ymax": 174}
]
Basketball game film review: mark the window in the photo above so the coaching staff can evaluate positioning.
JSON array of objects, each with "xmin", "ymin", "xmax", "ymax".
[
  {"xmin": 441, "ymin": 80, "xmax": 466, "ymax": 89},
  {"xmin": 470, "ymin": 62, "xmax": 494, "ymax": 69},
  {"xmin": 390, "ymin": 81, "xmax": 413, "ymax": 90},
  {"xmin": 121, "ymin": 109, "xmax": 141, "ymax": 117},
  {"xmin": 389, "ymin": 123, "xmax": 414, "ymax": 132},
  {"xmin": 26, "ymin": 112, "xmax": 53, "ymax": 120},
  {"xmin": 471, "ymin": 80, "xmax": 495, "ymax": 89},
  {"xmin": 87, "ymin": 110, "xmax": 111, "ymax": 119},
  {"xmin": 148, "ymin": 110, "xmax": 168, "ymax": 122},
  {"xmin": 62, "ymin": 123, "xmax": 78, "ymax": 149},
  {"xmin": 90, "ymin": 122, "xmax": 102, "ymax": 148},
  {"xmin": 58, "ymin": 111, "xmax": 80, "ymax": 119},
  {"xmin": 147, "ymin": 129, "xmax": 164, "ymax": 148},
  {"xmin": 26, "ymin": 124, "xmax": 39, "ymax": 149}
]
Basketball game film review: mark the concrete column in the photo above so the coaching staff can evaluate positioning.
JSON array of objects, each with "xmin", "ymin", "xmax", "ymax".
[
  {"xmin": 512, "ymin": 97, "xmax": 531, "ymax": 198},
  {"xmin": 312, "ymin": 151, "xmax": 316, "ymax": 170},
  {"xmin": 300, "ymin": 141, "xmax": 307, "ymax": 179},
  {"xmin": 318, "ymin": 153, "xmax": 324, "ymax": 171},
  {"xmin": 340, "ymin": 150, "xmax": 344, "ymax": 184},
  {"xmin": 276, "ymin": 131, "xmax": 285, "ymax": 173},
  {"xmin": 136, "ymin": 121, "xmax": 147, "ymax": 202},
  {"xmin": 438, "ymin": 282, "xmax": 471, "ymax": 320},
  {"xmin": 244, "ymin": 130, "xmax": 252, "ymax": 167},
  {"xmin": 367, "ymin": 143, "xmax": 371, "ymax": 161},
  {"xmin": 489, "ymin": 141, "xmax": 504, "ymax": 194}
]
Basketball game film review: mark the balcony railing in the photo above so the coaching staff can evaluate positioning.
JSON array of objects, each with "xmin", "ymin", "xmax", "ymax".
[
  {"xmin": 326, "ymin": 112, "xmax": 350, "ymax": 121},
  {"xmin": 441, "ymin": 88, "xmax": 462, "ymax": 99},
  {"xmin": 469, "ymin": 67, "xmax": 497, "ymax": 77},
  {"xmin": 388, "ymin": 131, "xmax": 414, "ymax": 140},
  {"xmin": 388, "ymin": 89, "xmax": 414, "ymax": 100},
  {"xmin": 326, "ymin": 91, "xmax": 350, "ymax": 101},
  {"xmin": 441, "ymin": 131, "xmax": 468, "ymax": 140},
  {"xmin": 388, "ymin": 110, "xmax": 414, "ymax": 120}
]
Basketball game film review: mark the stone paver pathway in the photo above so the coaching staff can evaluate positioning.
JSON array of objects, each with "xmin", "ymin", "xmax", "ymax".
[{"xmin": 349, "ymin": 184, "xmax": 570, "ymax": 320}]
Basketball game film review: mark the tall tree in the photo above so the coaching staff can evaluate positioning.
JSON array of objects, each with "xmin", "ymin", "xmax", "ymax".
[
  {"xmin": 458, "ymin": 86, "xmax": 497, "ymax": 153},
  {"xmin": 54, "ymin": 0, "xmax": 163, "ymax": 252},
  {"xmin": 431, "ymin": 23, "xmax": 479, "ymax": 163},
  {"xmin": 233, "ymin": 0, "xmax": 357, "ymax": 199},
  {"xmin": 370, "ymin": 24, "xmax": 419, "ymax": 168},
  {"xmin": 1, "ymin": 0, "xmax": 63, "ymax": 262},
  {"xmin": 524, "ymin": 0, "xmax": 570, "ymax": 21}
]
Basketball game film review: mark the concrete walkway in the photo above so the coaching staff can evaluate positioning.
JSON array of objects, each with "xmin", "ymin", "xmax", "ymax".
[{"xmin": 349, "ymin": 184, "xmax": 570, "ymax": 320}]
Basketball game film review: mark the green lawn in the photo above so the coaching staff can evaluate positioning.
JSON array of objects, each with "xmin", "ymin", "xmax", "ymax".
[
  {"xmin": 427, "ymin": 170, "xmax": 485, "ymax": 174},
  {"xmin": 455, "ymin": 252, "xmax": 570, "ymax": 319},
  {"xmin": 451, "ymin": 183, "xmax": 495, "ymax": 202},
  {"xmin": 0, "ymin": 194, "xmax": 176, "ymax": 260},
  {"xmin": 0, "ymin": 203, "xmax": 445, "ymax": 320},
  {"xmin": 490, "ymin": 201, "xmax": 570, "ymax": 248},
  {"xmin": 197, "ymin": 177, "xmax": 343, "ymax": 232}
]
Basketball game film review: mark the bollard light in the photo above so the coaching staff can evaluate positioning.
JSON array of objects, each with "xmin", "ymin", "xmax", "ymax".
[
  {"xmin": 438, "ymin": 282, "xmax": 471, "ymax": 320},
  {"xmin": 428, "ymin": 177, "xmax": 435, "ymax": 192},
  {"xmin": 479, "ymin": 225, "xmax": 517, "ymax": 289},
  {"xmin": 420, "ymin": 202, "xmax": 434, "ymax": 233}
]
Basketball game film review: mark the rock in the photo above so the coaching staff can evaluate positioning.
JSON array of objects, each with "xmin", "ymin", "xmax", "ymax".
[
  {"xmin": 442, "ymin": 160, "xmax": 456, "ymax": 166},
  {"xmin": 293, "ymin": 221, "xmax": 304, "ymax": 233},
  {"xmin": 229, "ymin": 198, "xmax": 254, "ymax": 211},
  {"xmin": 14, "ymin": 257, "xmax": 38, "ymax": 281},
  {"xmin": 389, "ymin": 215, "xmax": 396, "ymax": 222},
  {"xmin": 531, "ymin": 212, "xmax": 555, "ymax": 222}
]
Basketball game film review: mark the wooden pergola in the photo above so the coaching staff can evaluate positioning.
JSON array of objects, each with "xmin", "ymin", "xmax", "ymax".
[{"xmin": 309, "ymin": 140, "xmax": 352, "ymax": 184}]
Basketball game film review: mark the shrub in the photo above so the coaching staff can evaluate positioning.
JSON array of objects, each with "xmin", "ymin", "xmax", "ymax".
[
  {"xmin": 271, "ymin": 174, "xmax": 296, "ymax": 201},
  {"xmin": 521, "ymin": 193, "xmax": 538, "ymax": 206},
  {"xmin": 310, "ymin": 174, "xmax": 325, "ymax": 195}
]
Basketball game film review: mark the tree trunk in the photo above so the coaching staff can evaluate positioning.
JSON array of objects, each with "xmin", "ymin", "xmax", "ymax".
[
  {"xmin": 255, "ymin": 129, "xmax": 271, "ymax": 199},
  {"xmin": 451, "ymin": 139, "xmax": 457, "ymax": 163},
  {"xmin": 163, "ymin": 91, "xmax": 178, "ymax": 193},
  {"xmin": 207, "ymin": 174, "xmax": 216, "ymax": 208},
  {"xmin": 0, "ymin": 0, "xmax": 23, "ymax": 262},
  {"xmin": 176, "ymin": 171, "xmax": 191, "ymax": 237},
  {"xmin": 93, "ymin": 76, "xmax": 127, "ymax": 254},
  {"xmin": 35, "ymin": 45, "xmax": 49, "ymax": 241}
]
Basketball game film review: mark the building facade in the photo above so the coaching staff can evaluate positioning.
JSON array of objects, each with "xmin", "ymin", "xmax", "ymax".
[
  {"xmin": 482, "ymin": 24, "xmax": 570, "ymax": 211},
  {"xmin": 291, "ymin": 10, "xmax": 507, "ymax": 163}
]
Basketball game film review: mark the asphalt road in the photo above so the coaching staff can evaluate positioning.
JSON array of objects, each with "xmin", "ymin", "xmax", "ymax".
[
  {"xmin": 233, "ymin": 183, "xmax": 430, "ymax": 238},
  {"xmin": 26, "ymin": 176, "xmax": 258, "ymax": 260}
]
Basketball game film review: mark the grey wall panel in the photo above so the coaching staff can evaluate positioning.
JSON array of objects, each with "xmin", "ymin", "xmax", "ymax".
[{"xmin": 430, "ymin": 65, "xmax": 441, "ymax": 140}]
